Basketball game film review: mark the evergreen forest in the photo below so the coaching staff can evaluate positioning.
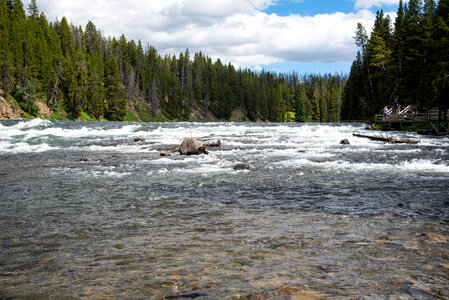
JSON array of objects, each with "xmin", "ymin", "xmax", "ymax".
[
  {"xmin": 0, "ymin": 0, "xmax": 346, "ymax": 122},
  {"xmin": 341, "ymin": 0, "xmax": 449, "ymax": 121}
]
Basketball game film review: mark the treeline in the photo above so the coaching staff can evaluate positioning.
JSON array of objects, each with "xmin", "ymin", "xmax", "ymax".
[
  {"xmin": 342, "ymin": 0, "xmax": 449, "ymax": 120},
  {"xmin": 0, "ymin": 0, "xmax": 346, "ymax": 122}
]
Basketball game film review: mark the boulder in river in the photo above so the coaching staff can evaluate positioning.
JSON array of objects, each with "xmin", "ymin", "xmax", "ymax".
[
  {"xmin": 134, "ymin": 137, "xmax": 145, "ymax": 142},
  {"xmin": 160, "ymin": 138, "xmax": 221, "ymax": 156},
  {"xmin": 340, "ymin": 139, "xmax": 350, "ymax": 145},
  {"xmin": 179, "ymin": 137, "xmax": 221, "ymax": 155},
  {"xmin": 179, "ymin": 137, "xmax": 208, "ymax": 155}
]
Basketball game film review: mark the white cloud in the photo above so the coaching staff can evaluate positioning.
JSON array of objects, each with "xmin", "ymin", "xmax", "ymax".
[{"xmin": 25, "ymin": 0, "xmax": 381, "ymax": 70}]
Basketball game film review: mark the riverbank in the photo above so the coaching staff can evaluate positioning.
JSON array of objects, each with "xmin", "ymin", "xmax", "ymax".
[{"xmin": 0, "ymin": 89, "xmax": 256, "ymax": 123}]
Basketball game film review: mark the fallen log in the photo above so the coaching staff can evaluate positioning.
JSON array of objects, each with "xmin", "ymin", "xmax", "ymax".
[
  {"xmin": 160, "ymin": 137, "xmax": 221, "ymax": 156},
  {"xmin": 352, "ymin": 132, "xmax": 419, "ymax": 144}
]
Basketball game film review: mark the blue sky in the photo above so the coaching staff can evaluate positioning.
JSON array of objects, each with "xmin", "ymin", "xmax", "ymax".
[
  {"xmin": 25, "ymin": 0, "xmax": 403, "ymax": 75},
  {"xmin": 264, "ymin": 0, "xmax": 356, "ymax": 16},
  {"xmin": 264, "ymin": 0, "xmax": 400, "ymax": 16}
]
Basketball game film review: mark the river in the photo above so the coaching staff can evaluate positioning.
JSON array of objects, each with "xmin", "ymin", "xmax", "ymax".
[{"xmin": 0, "ymin": 119, "xmax": 448, "ymax": 299}]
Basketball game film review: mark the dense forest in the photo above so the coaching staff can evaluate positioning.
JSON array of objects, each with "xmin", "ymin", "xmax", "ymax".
[
  {"xmin": 0, "ymin": 0, "xmax": 346, "ymax": 122},
  {"xmin": 341, "ymin": 0, "xmax": 449, "ymax": 121}
]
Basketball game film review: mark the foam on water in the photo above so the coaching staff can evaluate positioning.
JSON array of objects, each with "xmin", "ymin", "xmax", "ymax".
[
  {"xmin": 1, "ymin": 120, "xmax": 448, "ymax": 178},
  {"xmin": 278, "ymin": 157, "xmax": 449, "ymax": 177},
  {"xmin": 0, "ymin": 141, "xmax": 55, "ymax": 153}
]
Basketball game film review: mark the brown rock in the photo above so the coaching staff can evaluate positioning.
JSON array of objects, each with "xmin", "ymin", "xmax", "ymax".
[
  {"xmin": 36, "ymin": 100, "xmax": 51, "ymax": 116},
  {"xmin": 178, "ymin": 138, "xmax": 220, "ymax": 155},
  {"xmin": 179, "ymin": 137, "xmax": 208, "ymax": 155},
  {"xmin": 229, "ymin": 109, "xmax": 250, "ymax": 122},
  {"xmin": 160, "ymin": 138, "xmax": 221, "ymax": 156},
  {"xmin": 233, "ymin": 164, "xmax": 250, "ymax": 171},
  {"xmin": 160, "ymin": 146, "xmax": 179, "ymax": 156},
  {"xmin": 0, "ymin": 90, "xmax": 22, "ymax": 119}
]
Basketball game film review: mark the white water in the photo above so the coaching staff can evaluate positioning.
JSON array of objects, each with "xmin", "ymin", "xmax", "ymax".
[{"xmin": 1, "ymin": 119, "xmax": 448, "ymax": 178}]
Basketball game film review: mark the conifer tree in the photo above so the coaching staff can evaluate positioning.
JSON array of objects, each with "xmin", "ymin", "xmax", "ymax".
[
  {"xmin": 27, "ymin": 0, "xmax": 38, "ymax": 18},
  {"xmin": 57, "ymin": 17, "xmax": 72, "ymax": 57},
  {"xmin": 294, "ymin": 85, "xmax": 307, "ymax": 122},
  {"xmin": 433, "ymin": 0, "xmax": 449, "ymax": 106},
  {"xmin": 104, "ymin": 56, "xmax": 126, "ymax": 120},
  {"xmin": 151, "ymin": 77, "xmax": 159, "ymax": 117},
  {"xmin": 0, "ymin": 0, "xmax": 12, "ymax": 91}
]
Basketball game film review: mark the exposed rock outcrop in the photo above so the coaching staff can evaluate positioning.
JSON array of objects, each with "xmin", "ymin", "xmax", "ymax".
[
  {"xmin": 229, "ymin": 109, "xmax": 250, "ymax": 122},
  {"xmin": 36, "ymin": 100, "xmax": 51, "ymax": 116},
  {"xmin": 0, "ymin": 90, "xmax": 22, "ymax": 119}
]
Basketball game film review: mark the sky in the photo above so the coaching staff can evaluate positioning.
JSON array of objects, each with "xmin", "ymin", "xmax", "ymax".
[{"xmin": 23, "ymin": 0, "xmax": 405, "ymax": 75}]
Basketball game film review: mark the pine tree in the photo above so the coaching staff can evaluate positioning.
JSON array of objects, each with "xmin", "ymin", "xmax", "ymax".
[
  {"xmin": 0, "ymin": 0, "xmax": 13, "ymax": 91},
  {"xmin": 104, "ymin": 56, "xmax": 126, "ymax": 120},
  {"xmin": 432, "ymin": 0, "xmax": 449, "ymax": 106},
  {"xmin": 27, "ymin": 0, "xmax": 38, "ymax": 18},
  {"xmin": 57, "ymin": 17, "xmax": 72, "ymax": 57},
  {"xmin": 9, "ymin": 0, "xmax": 27, "ymax": 86},
  {"xmin": 151, "ymin": 77, "xmax": 159, "ymax": 117},
  {"xmin": 294, "ymin": 85, "xmax": 306, "ymax": 122},
  {"xmin": 402, "ymin": 0, "xmax": 424, "ymax": 105}
]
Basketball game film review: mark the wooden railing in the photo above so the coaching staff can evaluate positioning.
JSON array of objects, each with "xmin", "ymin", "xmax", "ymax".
[
  {"xmin": 374, "ymin": 109, "xmax": 442, "ymax": 123},
  {"xmin": 400, "ymin": 105, "xmax": 412, "ymax": 115}
]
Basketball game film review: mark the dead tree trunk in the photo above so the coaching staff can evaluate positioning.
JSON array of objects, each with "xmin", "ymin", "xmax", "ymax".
[{"xmin": 352, "ymin": 132, "xmax": 419, "ymax": 144}]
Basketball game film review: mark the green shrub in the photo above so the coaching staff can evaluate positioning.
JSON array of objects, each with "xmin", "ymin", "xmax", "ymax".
[{"xmin": 14, "ymin": 81, "xmax": 40, "ymax": 116}]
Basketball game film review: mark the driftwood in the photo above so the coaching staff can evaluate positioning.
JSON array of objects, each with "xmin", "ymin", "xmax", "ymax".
[
  {"xmin": 352, "ymin": 132, "xmax": 419, "ymax": 144},
  {"xmin": 160, "ymin": 137, "xmax": 221, "ymax": 156}
]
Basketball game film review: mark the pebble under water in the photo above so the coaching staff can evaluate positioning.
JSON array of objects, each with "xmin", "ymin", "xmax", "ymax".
[{"xmin": 0, "ymin": 119, "xmax": 448, "ymax": 299}]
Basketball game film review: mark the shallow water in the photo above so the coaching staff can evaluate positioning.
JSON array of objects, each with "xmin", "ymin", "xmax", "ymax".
[{"xmin": 0, "ymin": 120, "xmax": 448, "ymax": 299}]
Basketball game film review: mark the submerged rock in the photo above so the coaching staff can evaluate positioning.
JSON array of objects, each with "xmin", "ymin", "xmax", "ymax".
[
  {"xmin": 134, "ymin": 137, "xmax": 145, "ymax": 142},
  {"xmin": 233, "ymin": 163, "xmax": 250, "ymax": 171},
  {"xmin": 160, "ymin": 146, "xmax": 179, "ymax": 156},
  {"xmin": 422, "ymin": 232, "xmax": 447, "ymax": 244},
  {"xmin": 76, "ymin": 157, "xmax": 89, "ymax": 162},
  {"xmin": 165, "ymin": 292, "xmax": 207, "ymax": 299}
]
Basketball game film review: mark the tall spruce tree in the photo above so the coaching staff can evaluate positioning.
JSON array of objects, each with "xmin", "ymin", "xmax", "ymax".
[{"xmin": 104, "ymin": 56, "xmax": 126, "ymax": 120}]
